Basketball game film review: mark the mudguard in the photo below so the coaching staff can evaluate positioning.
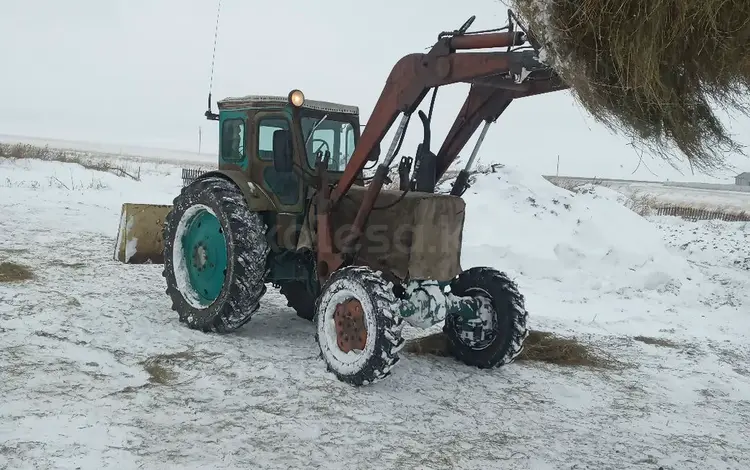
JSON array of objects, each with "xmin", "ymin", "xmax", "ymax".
[{"xmin": 199, "ymin": 170, "xmax": 279, "ymax": 213}]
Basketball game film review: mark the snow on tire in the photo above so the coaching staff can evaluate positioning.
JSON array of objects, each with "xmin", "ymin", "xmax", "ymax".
[
  {"xmin": 315, "ymin": 266, "xmax": 404, "ymax": 386},
  {"xmin": 443, "ymin": 267, "xmax": 529, "ymax": 368},
  {"xmin": 162, "ymin": 176, "xmax": 269, "ymax": 333}
]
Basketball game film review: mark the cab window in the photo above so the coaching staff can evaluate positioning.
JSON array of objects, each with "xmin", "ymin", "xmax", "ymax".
[
  {"xmin": 301, "ymin": 117, "xmax": 356, "ymax": 172},
  {"xmin": 221, "ymin": 119, "xmax": 245, "ymax": 161},
  {"xmin": 258, "ymin": 118, "xmax": 290, "ymax": 161}
]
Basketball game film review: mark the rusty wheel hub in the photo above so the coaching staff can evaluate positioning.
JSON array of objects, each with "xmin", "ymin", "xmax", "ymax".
[{"xmin": 334, "ymin": 299, "xmax": 367, "ymax": 353}]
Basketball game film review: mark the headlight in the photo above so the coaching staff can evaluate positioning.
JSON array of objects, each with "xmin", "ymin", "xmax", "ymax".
[{"xmin": 288, "ymin": 89, "xmax": 305, "ymax": 107}]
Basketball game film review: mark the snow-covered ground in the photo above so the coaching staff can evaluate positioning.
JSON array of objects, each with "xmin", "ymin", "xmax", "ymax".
[{"xmin": 1, "ymin": 156, "xmax": 749, "ymax": 469}]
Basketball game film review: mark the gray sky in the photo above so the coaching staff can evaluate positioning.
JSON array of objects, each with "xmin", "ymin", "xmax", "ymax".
[{"xmin": 2, "ymin": 0, "xmax": 749, "ymax": 181}]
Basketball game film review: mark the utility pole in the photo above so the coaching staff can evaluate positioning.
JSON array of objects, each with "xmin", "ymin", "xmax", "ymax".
[
  {"xmin": 198, "ymin": 126, "xmax": 203, "ymax": 154},
  {"xmin": 556, "ymin": 155, "xmax": 560, "ymax": 176}
]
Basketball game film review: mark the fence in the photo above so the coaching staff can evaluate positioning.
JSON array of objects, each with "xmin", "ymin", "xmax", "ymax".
[
  {"xmin": 652, "ymin": 204, "xmax": 750, "ymax": 222},
  {"xmin": 181, "ymin": 168, "xmax": 208, "ymax": 187}
]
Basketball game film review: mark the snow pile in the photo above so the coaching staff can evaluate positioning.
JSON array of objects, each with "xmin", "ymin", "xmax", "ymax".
[
  {"xmin": 450, "ymin": 164, "xmax": 735, "ymax": 339},
  {"xmin": 459, "ymin": 164, "xmax": 701, "ymax": 293}
]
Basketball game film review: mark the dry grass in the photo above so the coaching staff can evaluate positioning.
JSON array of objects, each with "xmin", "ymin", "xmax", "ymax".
[
  {"xmin": 512, "ymin": 0, "xmax": 750, "ymax": 172},
  {"xmin": 623, "ymin": 191, "xmax": 660, "ymax": 217},
  {"xmin": 519, "ymin": 330, "xmax": 609, "ymax": 367},
  {"xmin": 403, "ymin": 329, "xmax": 611, "ymax": 368},
  {"xmin": 0, "ymin": 262, "xmax": 35, "ymax": 283},
  {"xmin": 141, "ymin": 353, "xmax": 188, "ymax": 385},
  {"xmin": 402, "ymin": 332, "xmax": 453, "ymax": 357},
  {"xmin": 140, "ymin": 350, "xmax": 219, "ymax": 385},
  {"xmin": 143, "ymin": 360, "xmax": 177, "ymax": 385},
  {"xmin": 633, "ymin": 335, "xmax": 680, "ymax": 348},
  {"xmin": 0, "ymin": 142, "xmax": 141, "ymax": 180}
]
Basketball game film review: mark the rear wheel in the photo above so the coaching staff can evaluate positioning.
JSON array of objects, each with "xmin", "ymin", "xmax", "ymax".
[
  {"xmin": 443, "ymin": 267, "xmax": 529, "ymax": 368},
  {"xmin": 162, "ymin": 177, "xmax": 270, "ymax": 333},
  {"xmin": 279, "ymin": 281, "xmax": 317, "ymax": 321},
  {"xmin": 315, "ymin": 266, "xmax": 404, "ymax": 386}
]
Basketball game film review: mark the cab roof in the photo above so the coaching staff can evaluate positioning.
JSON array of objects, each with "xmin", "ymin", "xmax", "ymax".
[{"xmin": 217, "ymin": 94, "xmax": 359, "ymax": 115}]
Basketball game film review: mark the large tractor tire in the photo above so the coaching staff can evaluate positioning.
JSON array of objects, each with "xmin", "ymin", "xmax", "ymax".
[
  {"xmin": 279, "ymin": 281, "xmax": 317, "ymax": 322},
  {"xmin": 443, "ymin": 267, "xmax": 529, "ymax": 368},
  {"xmin": 162, "ymin": 177, "xmax": 270, "ymax": 333},
  {"xmin": 315, "ymin": 266, "xmax": 405, "ymax": 386}
]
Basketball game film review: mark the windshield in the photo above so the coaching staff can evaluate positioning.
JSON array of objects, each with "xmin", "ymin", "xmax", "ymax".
[{"xmin": 301, "ymin": 116, "xmax": 356, "ymax": 172}]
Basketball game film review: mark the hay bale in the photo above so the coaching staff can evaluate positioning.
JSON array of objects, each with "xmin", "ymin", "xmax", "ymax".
[{"xmin": 512, "ymin": 0, "xmax": 750, "ymax": 171}]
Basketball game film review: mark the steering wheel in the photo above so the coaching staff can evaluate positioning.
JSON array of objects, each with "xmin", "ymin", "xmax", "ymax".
[{"xmin": 312, "ymin": 139, "xmax": 330, "ymax": 155}]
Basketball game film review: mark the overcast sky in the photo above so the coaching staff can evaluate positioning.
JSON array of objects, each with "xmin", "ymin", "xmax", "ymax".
[{"xmin": 1, "ymin": 0, "xmax": 749, "ymax": 181}]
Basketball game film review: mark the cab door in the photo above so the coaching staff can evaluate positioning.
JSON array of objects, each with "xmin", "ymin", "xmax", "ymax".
[{"xmin": 251, "ymin": 110, "xmax": 305, "ymax": 214}]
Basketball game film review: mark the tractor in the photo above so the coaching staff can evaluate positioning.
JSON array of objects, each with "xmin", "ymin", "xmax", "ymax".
[{"xmin": 119, "ymin": 13, "xmax": 568, "ymax": 385}]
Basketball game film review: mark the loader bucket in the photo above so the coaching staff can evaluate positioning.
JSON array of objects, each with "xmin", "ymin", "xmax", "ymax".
[{"xmin": 114, "ymin": 203, "xmax": 173, "ymax": 264}]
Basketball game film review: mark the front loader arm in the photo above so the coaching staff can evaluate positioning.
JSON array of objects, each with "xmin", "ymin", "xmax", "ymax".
[
  {"xmin": 316, "ymin": 24, "xmax": 561, "ymax": 281},
  {"xmin": 435, "ymin": 77, "xmax": 568, "ymax": 179},
  {"xmin": 330, "ymin": 31, "xmax": 529, "ymax": 204}
]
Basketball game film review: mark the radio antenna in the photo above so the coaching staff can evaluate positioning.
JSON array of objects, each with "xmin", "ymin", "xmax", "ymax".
[{"xmin": 204, "ymin": 0, "xmax": 222, "ymax": 120}]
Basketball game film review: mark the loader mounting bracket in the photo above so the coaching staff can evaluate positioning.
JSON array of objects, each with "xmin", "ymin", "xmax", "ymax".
[{"xmin": 438, "ymin": 15, "xmax": 477, "ymax": 40}]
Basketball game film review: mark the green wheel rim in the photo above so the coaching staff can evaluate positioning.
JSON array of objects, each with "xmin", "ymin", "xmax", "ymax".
[{"xmin": 181, "ymin": 208, "xmax": 228, "ymax": 305}]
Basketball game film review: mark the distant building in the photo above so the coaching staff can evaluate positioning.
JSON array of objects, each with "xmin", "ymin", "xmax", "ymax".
[{"xmin": 736, "ymin": 172, "xmax": 750, "ymax": 186}]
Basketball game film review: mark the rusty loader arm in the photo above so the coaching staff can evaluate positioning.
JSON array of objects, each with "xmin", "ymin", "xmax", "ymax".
[
  {"xmin": 315, "ymin": 14, "xmax": 568, "ymax": 279},
  {"xmin": 440, "ymin": 77, "xmax": 568, "ymax": 196}
]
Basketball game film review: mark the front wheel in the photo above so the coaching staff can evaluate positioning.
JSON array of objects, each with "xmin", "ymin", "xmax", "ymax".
[
  {"xmin": 162, "ymin": 177, "xmax": 270, "ymax": 333},
  {"xmin": 443, "ymin": 267, "xmax": 529, "ymax": 368},
  {"xmin": 315, "ymin": 266, "xmax": 405, "ymax": 386}
]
